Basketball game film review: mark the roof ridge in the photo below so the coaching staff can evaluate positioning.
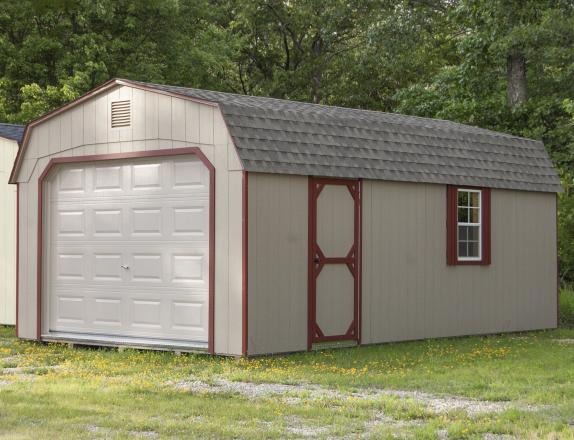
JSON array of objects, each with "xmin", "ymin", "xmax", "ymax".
[{"xmin": 128, "ymin": 79, "xmax": 541, "ymax": 144}]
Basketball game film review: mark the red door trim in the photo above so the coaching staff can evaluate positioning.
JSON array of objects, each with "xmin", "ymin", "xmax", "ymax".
[
  {"xmin": 35, "ymin": 147, "xmax": 216, "ymax": 353},
  {"xmin": 242, "ymin": 171, "xmax": 249, "ymax": 356},
  {"xmin": 307, "ymin": 177, "xmax": 362, "ymax": 350}
]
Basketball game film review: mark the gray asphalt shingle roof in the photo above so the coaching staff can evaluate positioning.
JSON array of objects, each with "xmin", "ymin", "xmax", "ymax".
[
  {"xmin": 134, "ymin": 81, "xmax": 561, "ymax": 193},
  {"xmin": 0, "ymin": 123, "xmax": 24, "ymax": 144}
]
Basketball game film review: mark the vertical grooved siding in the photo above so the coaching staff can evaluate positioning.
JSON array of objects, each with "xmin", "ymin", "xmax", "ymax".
[
  {"xmin": 248, "ymin": 175, "xmax": 556, "ymax": 354},
  {"xmin": 247, "ymin": 173, "xmax": 308, "ymax": 355},
  {"xmin": 361, "ymin": 180, "xmax": 557, "ymax": 343}
]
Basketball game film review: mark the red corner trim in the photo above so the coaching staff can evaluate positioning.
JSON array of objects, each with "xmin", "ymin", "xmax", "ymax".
[
  {"xmin": 446, "ymin": 186, "xmax": 458, "ymax": 265},
  {"xmin": 35, "ymin": 147, "xmax": 216, "ymax": 351},
  {"xmin": 481, "ymin": 188, "xmax": 491, "ymax": 266},
  {"xmin": 242, "ymin": 171, "xmax": 249, "ymax": 356},
  {"xmin": 307, "ymin": 177, "xmax": 314, "ymax": 351},
  {"xmin": 447, "ymin": 185, "xmax": 491, "ymax": 266}
]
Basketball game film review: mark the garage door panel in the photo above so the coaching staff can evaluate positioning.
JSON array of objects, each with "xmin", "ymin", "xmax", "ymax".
[
  {"xmin": 53, "ymin": 245, "xmax": 208, "ymax": 285},
  {"xmin": 93, "ymin": 209, "xmax": 123, "ymax": 236},
  {"xmin": 171, "ymin": 159, "xmax": 210, "ymax": 190},
  {"xmin": 93, "ymin": 254, "xmax": 124, "ymax": 281},
  {"xmin": 131, "ymin": 254, "xmax": 163, "ymax": 282},
  {"xmin": 172, "ymin": 205, "xmax": 209, "ymax": 238},
  {"xmin": 52, "ymin": 158, "xmax": 209, "ymax": 201},
  {"xmin": 58, "ymin": 167, "xmax": 85, "ymax": 194},
  {"xmin": 171, "ymin": 300, "xmax": 205, "ymax": 331},
  {"xmin": 46, "ymin": 155, "xmax": 211, "ymax": 344},
  {"xmin": 56, "ymin": 253, "xmax": 86, "ymax": 280},
  {"xmin": 55, "ymin": 295, "xmax": 85, "ymax": 324},
  {"xmin": 93, "ymin": 298, "xmax": 122, "ymax": 326},
  {"xmin": 50, "ymin": 288, "xmax": 209, "ymax": 340},
  {"xmin": 94, "ymin": 165, "xmax": 123, "ymax": 192},
  {"xmin": 57, "ymin": 209, "xmax": 86, "ymax": 237},
  {"xmin": 132, "ymin": 208, "xmax": 162, "ymax": 236},
  {"xmin": 132, "ymin": 162, "xmax": 162, "ymax": 191},
  {"xmin": 51, "ymin": 200, "xmax": 209, "ymax": 243},
  {"xmin": 131, "ymin": 299, "xmax": 162, "ymax": 328}
]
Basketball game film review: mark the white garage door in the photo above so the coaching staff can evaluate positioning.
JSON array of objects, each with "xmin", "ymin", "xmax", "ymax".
[{"xmin": 45, "ymin": 154, "xmax": 210, "ymax": 344}]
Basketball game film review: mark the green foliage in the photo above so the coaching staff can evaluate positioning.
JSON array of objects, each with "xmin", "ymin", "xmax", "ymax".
[
  {"xmin": 559, "ymin": 288, "xmax": 574, "ymax": 327},
  {"xmin": 0, "ymin": 0, "xmax": 573, "ymax": 279}
]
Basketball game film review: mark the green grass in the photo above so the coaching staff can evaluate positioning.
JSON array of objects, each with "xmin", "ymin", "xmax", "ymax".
[
  {"xmin": 0, "ymin": 327, "xmax": 573, "ymax": 439},
  {"xmin": 560, "ymin": 287, "xmax": 574, "ymax": 327}
]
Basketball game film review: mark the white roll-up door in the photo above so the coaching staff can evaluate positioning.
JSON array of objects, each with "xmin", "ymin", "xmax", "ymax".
[{"xmin": 45, "ymin": 155, "xmax": 210, "ymax": 344}]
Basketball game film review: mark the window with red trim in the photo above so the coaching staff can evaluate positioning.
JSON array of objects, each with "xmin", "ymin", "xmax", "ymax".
[{"xmin": 447, "ymin": 186, "xmax": 491, "ymax": 265}]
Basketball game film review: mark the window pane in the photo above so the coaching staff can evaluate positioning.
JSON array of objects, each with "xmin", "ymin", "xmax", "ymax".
[
  {"xmin": 458, "ymin": 208, "xmax": 468, "ymax": 222},
  {"xmin": 458, "ymin": 225, "xmax": 468, "ymax": 241},
  {"xmin": 468, "ymin": 241, "xmax": 480, "ymax": 257},
  {"xmin": 470, "ymin": 191, "xmax": 480, "ymax": 208},
  {"xmin": 470, "ymin": 207, "xmax": 480, "ymax": 223},
  {"xmin": 468, "ymin": 226, "xmax": 480, "ymax": 241},
  {"xmin": 458, "ymin": 191, "xmax": 469, "ymax": 207},
  {"xmin": 458, "ymin": 241, "xmax": 468, "ymax": 257}
]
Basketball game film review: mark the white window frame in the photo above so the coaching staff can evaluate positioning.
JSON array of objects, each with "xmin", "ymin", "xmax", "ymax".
[{"xmin": 457, "ymin": 188, "xmax": 482, "ymax": 261}]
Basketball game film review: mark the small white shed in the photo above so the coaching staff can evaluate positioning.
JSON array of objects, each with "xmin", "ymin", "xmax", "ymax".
[
  {"xmin": 9, "ymin": 79, "xmax": 561, "ymax": 355},
  {"xmin": 0, "ymin": 123, "xmax": 23, "ymax": 325}
]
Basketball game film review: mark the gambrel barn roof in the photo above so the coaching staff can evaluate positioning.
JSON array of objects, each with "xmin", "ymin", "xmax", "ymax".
[
  {"xmin": 135, "ymin": 81, "xmax": 561, "ymax": 193},
  {"xmin": 11, "ymin": 79, "xmax": 562, "ymax": 192}
]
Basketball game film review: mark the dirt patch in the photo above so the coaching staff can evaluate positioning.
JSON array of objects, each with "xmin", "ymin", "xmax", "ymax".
[
  {"xmin": 128, "ymin": 431, "xmax": 159, "ymax": 438},
  {"xmin": 482, "ymin": 434, "xmax": 515, "ymax": 440},
  {"xmin": 0, "ymin": 355, "xmax": 24, "ymax": 364},
  {"xmin": 1, "ymin": 365, "xmax": 62, "ymax": 375},
  {"xmin": 365, "ymin": 411, "xmax": 426, "ymax": 434},
  {"xmin": 283, "ymin": 416, "xmax": 330, "ymax": 438},
  {"xmin": 172, "ymin": 377, "xmax": 535, "ymax": 416},
  {"xmin": 553, "ymin": 338, "xmax": 574, "ymax": 344}
]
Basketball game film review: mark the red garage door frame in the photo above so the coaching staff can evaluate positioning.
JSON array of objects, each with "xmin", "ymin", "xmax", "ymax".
[{"xmin": 33, "ymin": 147, "xmax": 216, "ymax": 353}]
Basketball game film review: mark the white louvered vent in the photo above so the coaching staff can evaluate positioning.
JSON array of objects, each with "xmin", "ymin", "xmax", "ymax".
[{"xmin": 111, "ymin": 100, "xmax": 131, "ymax": 128}]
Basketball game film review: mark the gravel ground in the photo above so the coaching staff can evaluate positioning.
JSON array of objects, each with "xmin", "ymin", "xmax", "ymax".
[
  {"xmin": 172, "ymin": 377, "xmax": 537, "ymax": 417},
  {"xmin": 553, "ymin": 338, "xmax": 574, "ymax": 344}
]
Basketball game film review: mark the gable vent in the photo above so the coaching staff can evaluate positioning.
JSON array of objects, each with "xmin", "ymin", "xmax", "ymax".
[{"xmin": 111, "ymin": 100, "xmax": 131, "ymax": 128}]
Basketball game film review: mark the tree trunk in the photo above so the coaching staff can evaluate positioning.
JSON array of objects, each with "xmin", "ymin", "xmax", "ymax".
[{"xmin": 507, "ymin": 52, "xmax": 527, "ymax": 107}]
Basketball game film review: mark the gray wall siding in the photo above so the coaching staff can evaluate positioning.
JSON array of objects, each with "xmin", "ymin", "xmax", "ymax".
[
  {"xmin": 247, "ymin": 175, "xmax": 557, "ymax": 354},
  {"xmin": 247, "ymin": 173, "xmax": 308, "ymax": 355},
  {"xmin": 361, "ymin": 180, "xmax": 557, "ymax": 344},
  {"xmin": 14, "ymin": 85, "xmax": 244, "ymax": 355}
]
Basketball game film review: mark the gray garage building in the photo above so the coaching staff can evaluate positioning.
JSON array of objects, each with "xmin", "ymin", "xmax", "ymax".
[{"xmin": 10, "ymin": 78, "xmax": 561, "ymax": 356}]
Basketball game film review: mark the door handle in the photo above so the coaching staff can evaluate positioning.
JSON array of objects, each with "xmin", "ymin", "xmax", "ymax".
[
  {"xmin": 313, "ymin": 256, "xmax": 320, "ymax": 263},
  {"xmin": 120, "ymin": 265, "xmax": 130, "ymax": 270}
]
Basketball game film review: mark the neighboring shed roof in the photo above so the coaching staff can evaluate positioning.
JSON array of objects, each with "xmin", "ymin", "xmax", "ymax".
[
  {"xmin": 0, "ymin": 123, "xmax": 24, "ymax": 144},
  {"xmin": 133, "ymin": 80, "xmax": 562, "ymax": 193}
]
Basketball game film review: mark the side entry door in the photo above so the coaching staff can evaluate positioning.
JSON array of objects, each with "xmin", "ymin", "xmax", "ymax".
[{"xmin": 308, "ymin": 177, "xmax": 361, "ymax": 349}]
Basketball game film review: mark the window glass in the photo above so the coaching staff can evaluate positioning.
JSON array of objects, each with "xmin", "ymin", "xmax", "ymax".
[{"xmin": 456, "ymin": 189, "xmax": 481, "ymax": 260}]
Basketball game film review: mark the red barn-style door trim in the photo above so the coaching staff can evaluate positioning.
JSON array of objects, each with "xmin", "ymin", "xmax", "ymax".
[{"xmin": 308, "ymin": 177, "xmax": 362, "ymax": 350}]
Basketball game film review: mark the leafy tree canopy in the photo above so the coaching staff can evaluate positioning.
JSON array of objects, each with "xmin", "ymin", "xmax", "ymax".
[{"xmin": 1, "ymin": 0, "xmax": 573, "ymax": 280}]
